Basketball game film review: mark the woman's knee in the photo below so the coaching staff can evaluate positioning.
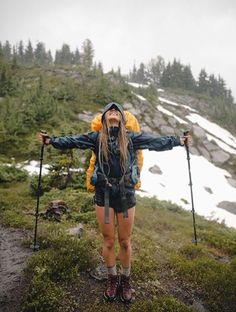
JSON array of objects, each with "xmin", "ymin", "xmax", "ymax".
[
  {"xmin": 103, "ymin": 236, "xmax": 115, "ymax": 250},
  {"xmin": 119, "ymin": 237, "xmax": 131, "ymax": 250}
]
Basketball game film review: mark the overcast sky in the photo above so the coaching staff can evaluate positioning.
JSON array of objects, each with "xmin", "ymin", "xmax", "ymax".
[{"xmin": 1, "ymin": 0, "xmax": 236, "ymax": 98}]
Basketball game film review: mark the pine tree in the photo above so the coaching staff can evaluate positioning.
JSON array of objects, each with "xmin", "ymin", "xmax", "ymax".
[
  {"xmin": 18, "ymin": 40, "xmax": 24, "ymax": 64},
  {"xmin": 129, "ymin": 64, "xmax": 137, "ymax": 81},
  {"xmin": 60, "ymin": 43, "xmax": 72, "ymax": 64},
  {"xmin": 46, "ymin": 50, "xmax": 53, "ymax": 65},
  {"xmin": 208, "ymin": 74, "xmax": 218, "ymax": 97},
  {"xmin": 160, "ymin": 62, "xmax": 172, "ymax": 87},
  {"xmin": 54, "ymin": 50, "xmax": 61, "ymax": 64},
  {"xmin": 34, "ymin": 42, "xmax": 47, "ymax": 65},
  {"xmin": 197, "ymin": 69, "xmax": 208, "ymax": 93},
  {"xmin": 25, "ymin": 40, "xmax": 34, "ymax": 65},
  {"xmin": 136, "ymin": 63, "xmax": 147, "ymax": 84},
  {"xmin": 147, "ymin": 56, "xmax": 165, "ymax": 86},
  {"xmin": 72, "ymin": 48, "xmax": 80, "ymax": 65},
  {"xmin": 182, "ymin": 65, "xmax": 195, "ymax": 90},
  {"xmin": 81, "ymin": 39, "xmax": 94, "ymax": 69},
  {"xmin": 3, "ymin": 41, "xmax": 11, "ymax": 60},
  {"xmin": 0, "ymin": 42, "xmax": 3, "ymax": 58},
  {"xmin": 12, "ymin": 46, "xmax": 18, "ymax": 69},
  {"xmin": 171, "ymin": 59, "xmax": 184, "ymax": 88},
  {"xmin": 97, "ymin": 61, "xmax": 103, "ymax": 73}
]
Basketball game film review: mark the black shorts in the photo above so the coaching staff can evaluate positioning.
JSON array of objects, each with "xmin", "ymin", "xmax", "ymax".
[{"xmin": 94, "ymin": 186, "xmax": 136, "ymax": 213}]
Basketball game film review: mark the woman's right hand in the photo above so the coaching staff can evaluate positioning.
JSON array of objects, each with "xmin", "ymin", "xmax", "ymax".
[{"xmin": 37, "ymin": 131, "xmax": 50, "ymax": 145}]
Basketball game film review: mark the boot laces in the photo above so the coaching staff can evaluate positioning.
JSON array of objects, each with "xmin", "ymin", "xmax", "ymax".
[
  {"xmin": 121, "ymin": 275, "xmax": 131, "ymax": 291},
  {"xmin": 107, "ymin": 275, "xmax": 118, "ymax": 292}
]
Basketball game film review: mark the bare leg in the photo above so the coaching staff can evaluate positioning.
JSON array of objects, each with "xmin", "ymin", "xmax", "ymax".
[
  {"xmin": 95, "ymin": 205, "xmax": 116, "ymax": 267},
  {"xmin": 117, "ymin": 207, "xmax": 135, "ymax": 267}
]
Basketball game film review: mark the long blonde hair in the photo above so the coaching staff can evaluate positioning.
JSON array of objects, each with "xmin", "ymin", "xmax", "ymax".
[{"xmin": 99, "ymin": 116, "xmax": 129, "ymax": 173}]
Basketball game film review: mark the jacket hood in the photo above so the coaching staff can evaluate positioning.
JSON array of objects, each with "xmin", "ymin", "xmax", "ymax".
[{"xmin": 101, "ymin": 102, "xmax": 125, "ymax": 123}]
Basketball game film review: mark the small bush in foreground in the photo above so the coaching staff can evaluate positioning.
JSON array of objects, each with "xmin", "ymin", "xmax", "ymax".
[{"xmin": 129, "ymin": 295, "xmax": 195, "ymax": 312}]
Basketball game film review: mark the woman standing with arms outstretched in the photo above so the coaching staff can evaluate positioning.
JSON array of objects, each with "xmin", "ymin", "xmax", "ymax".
[{"xmin": 39, "ymin": 102, "xmax": 188, "ymax": 303}]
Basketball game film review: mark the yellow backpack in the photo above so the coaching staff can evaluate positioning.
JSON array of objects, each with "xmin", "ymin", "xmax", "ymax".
[{"xmin": 86, "ymin": 111, "xmax": 143, "ymax": 192}]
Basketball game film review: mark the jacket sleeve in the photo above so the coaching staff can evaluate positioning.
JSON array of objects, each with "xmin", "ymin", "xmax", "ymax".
[
  {"xmin": 130, "ymin": 131, "xmax": 182, "ymax": 151},
  {"xmin": 49, "ymin": 132, "xmax": 98, "ymax": 151}
]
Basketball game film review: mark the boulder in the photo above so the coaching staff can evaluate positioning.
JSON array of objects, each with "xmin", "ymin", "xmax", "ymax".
[
  {"xmin": 198, "ymin": 146, "xmax": 211, "ymax": 162},
  {"xmin": 149, "ymin": 165, "xmax": 162, "ymax": 175},
  {"xmin": 204, "ymin": 140, "xmax": 218, "ymax": 152},
  {"xmin": 160, "ymin": 125, "xmax": 175, "ymax": 135},
  {"xmin": 217, "ymin": 201, "xmax": 236, "ymax": 215},
  {"xmin": 226, "ymin": 177, "xmax": 236, "ymax": 188},
  {"xmin": 192, "ymin": 125, "xmax": 206, "ymax": 140},
  {"xmin": 211, "ymin": 149, "xmax": 230, "ymax": 164},
  {"xmin": 78, "ymin": 111, "xmax": 95, "ymax": 123}
]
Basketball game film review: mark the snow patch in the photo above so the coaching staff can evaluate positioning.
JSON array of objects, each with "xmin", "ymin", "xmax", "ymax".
[
  {"xmin": 133, "ymin": 93, "xmax": 147, "ymax": 101},
  {"xmin": 137, "ymin": 148, "xmax": 236, "ymax": 229},
  {"xmin": 157, "ymin": 105, "xmax": 188, "ymax": 124},
  {"xmin": 186, "ymin": 113, "xmax": 236, "ymax": 149},
  {"xmin": 158, "ymin": 97, "xmax": 197, "ymax": 112},
  {"xmin": 127, "ymin": 82, "xmax": 149, "ymax": 88},
  {"xmin": 206, "ymin": 133, "xmax": 236, "ymax": 155}
]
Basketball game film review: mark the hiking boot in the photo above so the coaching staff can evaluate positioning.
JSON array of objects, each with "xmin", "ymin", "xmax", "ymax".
[
  {"xmin": 103, "ymin": 274, "xmax": 119, "ymax": 302},
  {"xmin": 120, "ymin": 275, "xmax": 132, "ymax": 303}
]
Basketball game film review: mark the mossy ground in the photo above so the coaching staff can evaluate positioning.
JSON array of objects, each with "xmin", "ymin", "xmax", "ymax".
[{"xmin": 1, "ymin": 180, "xmax": 236, "ymax": 311}]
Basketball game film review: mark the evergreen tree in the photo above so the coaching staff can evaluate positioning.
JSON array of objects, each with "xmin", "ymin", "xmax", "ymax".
[
  {"xmin": 136, "ymin": 62, "xmax": 147, "ymax": 84},
  {"xmin": 18, "ymin": 40, "xmax": 24, "ymax": 64},
  {"xmin": 97, "ymin": 61, "xmax": 103, "ymax": 73},
  {"xmin": 217, "ymin": 75, "xmax": 227, "ymax": 98},
  {"xmin": 197, "ymin": 69, "xmax": 208, "ymax": 93},
  {"xmin": 72, "ymin": 48, "xmax": 80, "ymax": 65},
  {"xmin": 81, "ymin": 39, "xmax": 94, "ymax": 69},
  {"xmin": 225, "ymin": 89, "xmax": 234, "ymax": 105},
  {"xmin": 25, "ymin": 40, "xmax": 34, "ymax": 65},
  {"xmin": 208, "ymin": 74, "xmax": 218, "ymax": 97},
  {"xmin": 46, "ymin": 50, "xmax": 53, "ymax": 65},
  {"xmin": 0, "ymin": 42, "xmax": 3, "ymax": 58},
  {"xmin": 171, "ymin": 59, "xmax": 184, "ymax": 88},
  {"xmin": 129, "ymin": 64, "xmax": 137, "ymax": 81},
  {"xmin": 3, "ymin": 41, "xmax": 11, "ymax": 60},
  {"xmin": 147, "ymin": 56, "xmax": 165, "ymax": 86},
  {"xmin": 182, "ymin": 65, "xmax": 195, "ymax": 90},
  {"xmin": 60, "ymin": 43, "xmax": 72, "ymax": 64},
  {"xmin": 160, "ymin": 62, "xmax": 172, "ymax": 87},
  {"xmin": 54, "ymin": 50, "xmax": 61, "ymax": 64},
  {"xmin": 0, "ymin": 63, "xmax": 13, "ymax": 96},
  {"xmin": 34, "ymin": 42, "xmax": 47, "ymax": 65},
  {"xmin": 12, "ymin": 46, "xmax": 18, "ymax": 69}
]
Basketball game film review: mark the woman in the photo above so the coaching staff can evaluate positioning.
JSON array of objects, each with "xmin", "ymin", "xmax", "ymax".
[{"xmin": 39, "ymin": 102, "xmax": 189, "ymax": 303}]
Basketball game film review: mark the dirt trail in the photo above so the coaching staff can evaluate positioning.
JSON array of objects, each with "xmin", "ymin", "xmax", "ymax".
[{"xmin": 0, "ymin": 225, "xmax": 32, "ymax": 312}]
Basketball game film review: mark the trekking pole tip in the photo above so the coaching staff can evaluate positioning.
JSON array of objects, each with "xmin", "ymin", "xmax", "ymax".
[{"xmin": 30, "ymin": 244, "xmax": 40, "ymax": 251}]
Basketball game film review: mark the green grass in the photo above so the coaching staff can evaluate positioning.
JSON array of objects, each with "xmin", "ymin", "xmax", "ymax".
[{"xmin": 1, "ymin": 180, "xmax": 236, "ymax": 311}]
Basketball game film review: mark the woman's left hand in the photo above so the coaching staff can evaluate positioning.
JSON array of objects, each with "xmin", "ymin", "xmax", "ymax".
[{"xmin": 180, "ymin": 132, "xmax": 191, "ymax": 146}]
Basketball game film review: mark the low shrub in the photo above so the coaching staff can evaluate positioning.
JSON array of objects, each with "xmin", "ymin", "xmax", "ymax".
[
  {"xmin": 21, "ymin": 276, "xmax": 79, "ymax": 312},
  {"xmin": 168, "ymin": 248, "xmax": 236, "ymax": 311},
  {"xmin": 129, "ymin": 295, "xmax": 195, "ymax": 312},
  {"xmin": 0, "ymin": 164, "xmax": 28, "ymax": 183}
]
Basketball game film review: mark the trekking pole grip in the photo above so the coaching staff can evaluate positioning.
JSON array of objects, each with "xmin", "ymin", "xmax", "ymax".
[
  {"xmin": 40, "ymin": 130, "xmax": 48, "ymax": 145},
  {"xmin": 183, "ymin": 130, "xmax": 190, "ymax": 148}
]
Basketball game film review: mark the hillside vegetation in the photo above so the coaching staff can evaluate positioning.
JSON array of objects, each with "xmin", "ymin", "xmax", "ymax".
[{"xmin": 1, "ymin": 43, "xmax": 236, "ymax": 311}]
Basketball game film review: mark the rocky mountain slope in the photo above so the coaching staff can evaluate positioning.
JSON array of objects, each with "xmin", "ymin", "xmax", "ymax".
[{"xmin": 78, "ymin": 83, "xmax": 236, "ymax": 226}]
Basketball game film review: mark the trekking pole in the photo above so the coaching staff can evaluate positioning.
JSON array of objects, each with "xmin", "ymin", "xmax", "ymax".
[
  {"xmin": 31, "ymin": 130, "xmax": 47, "ymax": 251},
  {"xmin": 183, "ymin": 131, "xmax": 198, "ymax": 245}
]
